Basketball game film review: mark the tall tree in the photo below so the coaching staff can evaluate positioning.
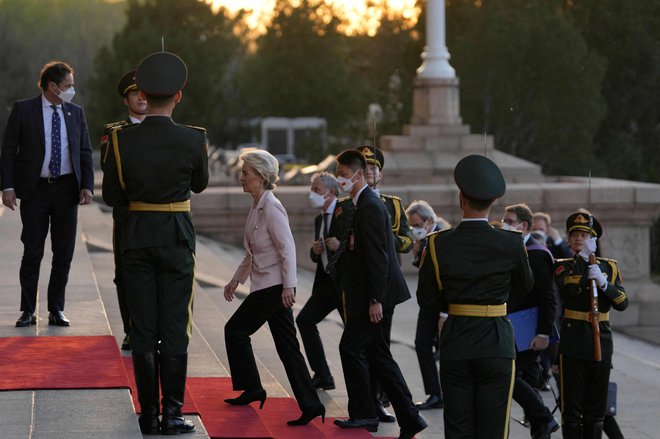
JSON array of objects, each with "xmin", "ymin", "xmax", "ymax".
[
  {"xmin": 563, "ymin": 0, "xmax": 660, "ymax": 183},
  {"xmin": 87, "ymin": 0, "xmax": 244, "ymax": 145},
  {"xmin": 445, "ymin": 0, "xmax": 607, "ymax": 176},
  {"xmin": 239, "ymin": 0, "xmax": 369, "ymax": 157}
]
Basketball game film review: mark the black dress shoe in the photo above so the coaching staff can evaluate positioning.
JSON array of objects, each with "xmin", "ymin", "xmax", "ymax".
[
  {"xmin": 224, "ymin": 388, "xmax": 267, "ymax": 409},
  {"xmin": 160, "ymin": 416, "xmax": 195, "ymax": 435},
  {"xmin": 376, "ymin": 403, "xmax": 396, "ymax": 422},
  {"xmin": 333, "ymin": 418, "xmax": 379, "ymax": 432},
  {"xmin": 311, "ymin": 374, "xmax": 335, "ymax": 390},
  {"xmin": 121, "ymin": 334, "xmax": 131, "ymax": 350},
  {"xmin": 399, "ymin": 415, "xmax": 428, "ymax": 439},
  {"xmin": 532, "ymin": 417, "xmax": 560, "ymax": 439},
  {"xmin": 16, "ymin": 312, "xmax": 36, "ymax": 327},
  {"xmin": 415, "ymin": 393, "xmax": 444, "ymax": 410},
  {"xmin": 48, "ymin": 311, "xmax": 70, "ymax": 326},
  {"xmin": 287, "ymin": 404, "xmax": 325, "ymax": 425}
]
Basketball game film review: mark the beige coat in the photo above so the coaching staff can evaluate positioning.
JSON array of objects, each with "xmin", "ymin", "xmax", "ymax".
[{"xmin": 232, "ymin": 190, "xmax": 297, "ymax": 292}]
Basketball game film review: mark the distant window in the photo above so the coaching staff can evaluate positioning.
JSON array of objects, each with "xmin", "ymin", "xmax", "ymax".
[{"xmin": 267, "ymin": 129, "xmax": 287, "ymax": 155}]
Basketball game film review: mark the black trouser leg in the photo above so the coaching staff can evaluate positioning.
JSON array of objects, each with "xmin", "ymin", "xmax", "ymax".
[
  {"xmin": 415, "ymin": 308, "xmax": 442, "ymax": 396},
  {"xmin": 514, "ymin": 350, "xmax": 553, "ymax": 433},
  {"xmin": 582, "ymin": 421, "xmax": 604, "ymax": 439},
  {"xmin": 160, "ymin": 352, "xmax": 195, "ymax": 434},
  {"xmin": 112, "ymin": 215, "xmax": 131, "ymax": 335},
  {"xmin": 296, "ymin": 290, "xmax": 338, "ymax": 379},
  {"xmin": 132, "ymin": 352, "xmax": 159, "ymax": 434}
]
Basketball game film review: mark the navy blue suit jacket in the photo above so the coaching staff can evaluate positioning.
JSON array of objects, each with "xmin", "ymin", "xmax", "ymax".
[
  {"xmin": 1, "ymin": 95, "xmax": 94, "ymax": 200},
  {"xmin": 337, "ymin": 186, "xmax": 411, "ymax": 317}
]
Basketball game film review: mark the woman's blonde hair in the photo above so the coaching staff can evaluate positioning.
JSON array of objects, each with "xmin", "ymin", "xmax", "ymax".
[{"xmin": 240, "ymin": 149, "xmax": 280, "ymax": 190}]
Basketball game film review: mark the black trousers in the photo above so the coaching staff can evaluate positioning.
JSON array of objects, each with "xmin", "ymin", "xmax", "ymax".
[
  {"xmin": 513, "ymin": 350, "xmax": 554, "ymax": 431},
  {"xmin": 112, "ymin": 208, "xmax": 131, "ymax": 335},
  {"xmin": 560, "ymin": 354, "xmax": 612, "ymax": 427},
  {"xmin": 19, "ymin": 175, "xmax": 79, "ymax": 313},
  {"xmin": 414, "ymin": 307, "xmax": 442, "ymax": 396},
  {"xmin": 339, "ymin": 307, "xmax": 419, "ymax": 429},
  {"xmin": 123, "ymin": 243, "xmax": 195, "ymax": 355},
  {"xmin": 225, "ymin": 284, "xmax": 321, "ymax": 411},
  {"xmin": 440, "ymin": 357, "xmax": 515, "ymax": 439},
  {"xmin": 296, "ymin": 287, "xmax": 341, "ymax": 379}
]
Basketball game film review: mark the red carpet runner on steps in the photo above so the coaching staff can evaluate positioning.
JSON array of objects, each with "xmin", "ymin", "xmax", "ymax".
[{"xmin": 0, "ymin": 336, "xmax": 387, "ymax": 438}]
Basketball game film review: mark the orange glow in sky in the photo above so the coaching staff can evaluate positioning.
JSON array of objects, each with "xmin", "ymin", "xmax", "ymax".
[{"xmin": 207, "ymin": 0, "xmax": 419, "ymax": 36}]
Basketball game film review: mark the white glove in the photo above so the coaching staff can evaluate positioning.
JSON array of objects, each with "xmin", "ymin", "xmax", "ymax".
[
  {"xmin": 588, "ymin": 264, "xmax": 608, "ymax": 289},
  {"xmin": 578, "ymin": 237, "xmax": 598, "ymax": 261}
]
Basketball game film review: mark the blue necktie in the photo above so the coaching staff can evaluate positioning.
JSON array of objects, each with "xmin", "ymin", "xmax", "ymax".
[{"xmin": 49, "ymin": 104, "xmax": 61, "ymax": 178}]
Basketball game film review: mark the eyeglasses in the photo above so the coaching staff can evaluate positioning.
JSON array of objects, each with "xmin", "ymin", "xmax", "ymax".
[{"xmin": 501, "ymin": 218, "xmax": 519, "ymax": 226}]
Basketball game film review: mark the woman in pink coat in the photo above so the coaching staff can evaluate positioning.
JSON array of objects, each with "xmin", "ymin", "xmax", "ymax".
[{"xmin": 223, "ymin": 149, "xmax": 324, "ymax": 426}]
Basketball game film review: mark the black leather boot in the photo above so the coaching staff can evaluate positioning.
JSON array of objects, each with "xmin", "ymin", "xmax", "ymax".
[
  {"xmin": 160, "ymin": 353, "xmax": 195, "ymax": 435},
  {"xmin": 582, "ymin": 421, "xmax": 604, "ymax": 439},
  {"xmin": 562, "ymin": 421, "xmax": 582, "ymax": 439},
  {"xmin": 132, "ymin": 352, "xmax": 160, "ymax": 435}
]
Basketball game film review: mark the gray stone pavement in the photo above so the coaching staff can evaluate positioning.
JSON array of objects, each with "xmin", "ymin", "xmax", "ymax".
[{"xmin": 1, "ymin": 201, "xmax": 660, "ymax": 438}]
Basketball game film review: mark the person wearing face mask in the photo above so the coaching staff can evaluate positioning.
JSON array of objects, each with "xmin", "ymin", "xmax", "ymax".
[
  {"xmin": 553, "ymin": 212, "xmax": 628, "ymax": 439},
  {"xmin": 1, "ymin": 60, "xmax": 94, "ymax": 328},
  {"xmin": 296, "ymin": 171, "xmax": 353, "ymax": 391},
  {"xmin": 533, "ymin": 212, "xmax": 573, "ymax": 259},
  {"xmin": 100, "ymin": 69, "xmax": 148, "ymax": 351},
  {"xmin": 330, "ymin": 149, "xmax": 427, "ymax": 439},
  {"xmin": 502, "ymin": 203, "xmax": 560, "ymax": 439},
  {"xmin": 357, "ymin": 145, "xmax": 413, "ymax": 423},
  {"xmin": 405, "ymin": 200, "xmax": 448, "ymax": 411}
]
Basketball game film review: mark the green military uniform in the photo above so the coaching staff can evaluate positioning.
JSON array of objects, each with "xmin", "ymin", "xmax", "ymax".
[
  {"xmin": 554, "ymin": 213, "xmax": 628, "ymax": 439},
  {"xmin": 102, "ymin": 52, "xmax": 208, "ymax": 435},
  {"xmin": 416, "ymin": 155, "xmax": 534, "ymax": 439},
  {"xmin": 101, "ymin": 117, "xmax": 135, "ymax": 348}
]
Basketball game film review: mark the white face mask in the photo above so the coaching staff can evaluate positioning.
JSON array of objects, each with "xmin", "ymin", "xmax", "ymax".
[
  {"xmin": 412, "ymin": 227, "xmax": 428, "ymax": 241},
  {"xmin": 57, "ymin": 85, "xmax": 76, "ymax": 103},
  {"xmin": 308, "ymin": 190, "xmax": 327, "ymax": 209},
  {"xmin": 501, "ymin": 223, "xmax": 520, "ymax": 232},
  {"xmin": 337, "ymin": 170, "xmax": 358, "ymax": 193}
]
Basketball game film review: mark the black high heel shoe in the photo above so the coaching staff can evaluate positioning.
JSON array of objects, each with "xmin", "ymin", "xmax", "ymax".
[
  {"xmin": 287, "ymin": 405, "xmax": 326, "ymax": 426},
  {"xmin": 224, "ymin": 389, "xmax": 267, "ymax": 409}
]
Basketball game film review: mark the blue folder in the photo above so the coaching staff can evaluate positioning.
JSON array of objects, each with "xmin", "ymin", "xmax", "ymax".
[{"xmin": 508, "ymin": 307, "xmax": 560, "ymax": 351}]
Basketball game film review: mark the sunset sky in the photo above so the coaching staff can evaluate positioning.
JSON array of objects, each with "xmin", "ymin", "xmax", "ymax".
[{"xmin": 207, "ymin": 0, "xmax": 419, "ymax": 35}]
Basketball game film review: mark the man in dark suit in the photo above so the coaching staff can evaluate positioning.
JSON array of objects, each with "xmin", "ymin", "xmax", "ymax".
[
  {"xmin": 532, "ymin": 212, "xmax": 572, "ymax": 259},
  {"xmin": 100, "ymin": 69, "xmax": 147, "ymax": 351},
  {"xmin": 102, "ymin": 52, "xmax": 209, "ymax": 435},
  {"xmin": 417, "ymin": 155, "xmax": 534, "ymax": 439},
  {"xmin": 331, "ymin": 149, "xmax": 427, "ymax": 439},
  {"xmin": 502, "ymin": 203, "xmax": 559, "ymax": 439},
  {"xmin": 296, "ymin": 171, "xmax": 351, "ymax": 391},
  {"xmin": 1, "ymin": 61, "xmax": 94, "ymax": 328}
]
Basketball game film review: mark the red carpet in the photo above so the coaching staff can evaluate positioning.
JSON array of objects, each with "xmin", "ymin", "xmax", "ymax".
[
  {"xmin": 0, "ymin": 336, "xmax": 130, "ymax": 391},
  {"xmin": 122, "ymin": 356, "xmax": 200, "ymax": 415}
]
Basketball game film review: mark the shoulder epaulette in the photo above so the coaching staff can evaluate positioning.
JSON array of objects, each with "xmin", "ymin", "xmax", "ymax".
[
  {"xmin": 338, "ymin": 196, "xmax": 352, "ymax": 204},
  {"xmin": 103, "ymin": 120, "xmax": 130, "ymax": 131},
  {"xmin": 380, "ymin": 193, "xmax": 401, "ymax": 201},
  {"xmin": 179, "ymin": 123, "xmax": 207, "ymax": 133},
  {"xmin": 597, "ymin": 257, "xmax": 618, "ymax": 264},
  {"xmin": 427, "ymin": 228, "xmax": 452, "ymax": 239}
]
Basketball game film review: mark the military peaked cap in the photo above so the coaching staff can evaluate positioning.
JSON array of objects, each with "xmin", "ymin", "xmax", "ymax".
[
  {"xmin": 136, "ymin": 52, "xmax": 187, "ymax": 97},
  {"xmin": 454, "ymin": 154, "xmax": 505, "ymax": 200},
  {"xmin": 358, "ymin": 145, "xmax": 385, "ymax": 170},
  {"xmin": 117, "ymin": 69, "xmax": 138, "ymax": 97},
  {"xmin": 566, "ymin": 212, "xmax": 602, "ymax": 238}
]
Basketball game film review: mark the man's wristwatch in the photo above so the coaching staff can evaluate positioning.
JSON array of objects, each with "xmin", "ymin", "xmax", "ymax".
[{"xmin": 369, "ymin": 298, "xmax": 379, "ymax": 305}]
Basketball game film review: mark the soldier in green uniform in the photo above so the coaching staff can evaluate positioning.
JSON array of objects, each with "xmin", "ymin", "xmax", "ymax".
[
  {"xmin": 416, "ymin": 154, "xmax": 534, "ymax": 439},
  {"xmin": 553, "ymin": 213, "xmax": 628, "ymax": 439},
  {"xmin": 102, "ymin": 52, "xmax": 209, "ymax": 435},
  {"xmin": 359, "ymin": 145, "xmax": 413, "ymax": 254},
  {"xmin": 100, "ymin": 69, "xmax": 147, "ymax": 351}
]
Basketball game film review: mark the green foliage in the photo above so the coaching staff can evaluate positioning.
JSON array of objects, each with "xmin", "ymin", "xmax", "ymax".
[
  {"xmin": 446, "ymin": 0, "xmax": 607, "ymax": 176},
  {"xmin": 86, "ymin": 0, "xmax": 244, "ymax": 145},
  {"xmin": 562, "ymin": 0, "xmax": 660, "ymax": 183},
  {"xmin": 238, "ymin": 0, "xmax": 367, "ymax": 142},
  {"xmin": 0, "ymin": 0, "xmax": 125, "ymax": 138}
]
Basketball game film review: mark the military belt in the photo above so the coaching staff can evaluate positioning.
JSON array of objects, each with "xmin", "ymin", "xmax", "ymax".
[
  {"xmin": 448, "ymin": 303, "xmax": 507, "ymax": 317},
  {"xmin": 128, "ymin": 200, "xmax": 190, "ymax": 212},
  {"xmin": 564, "ymin": 309, "xmax": 609, "ymax": 322}
]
